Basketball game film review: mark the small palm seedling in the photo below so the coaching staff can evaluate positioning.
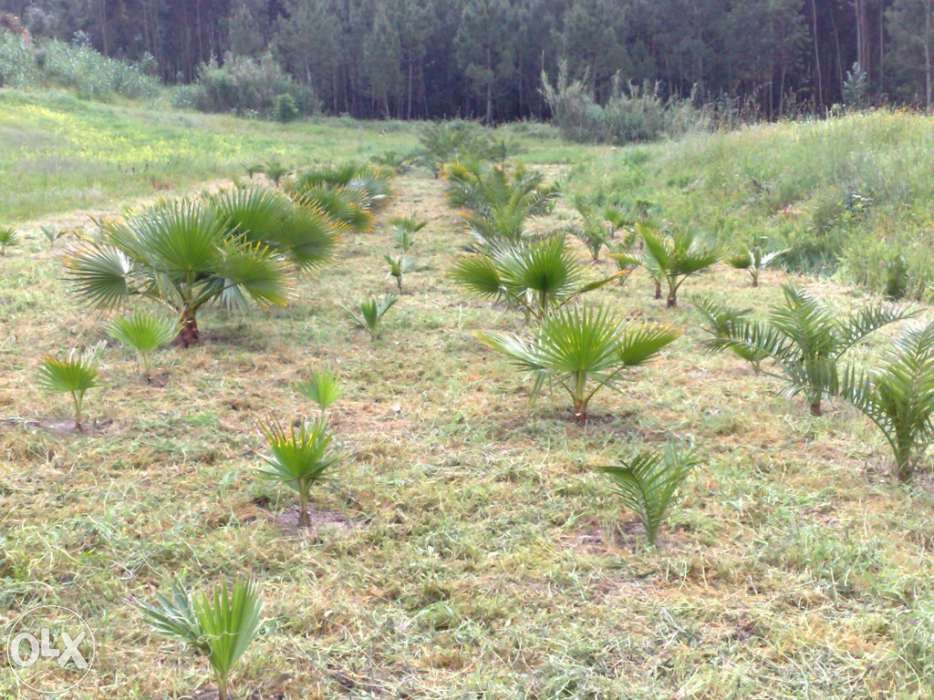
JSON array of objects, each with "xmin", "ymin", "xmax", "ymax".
[
  {"xmin": 139, "ymin": 580, "xmax": 262, "ymax": 700},
  {"xmin": 701, "ymin": 285, "xmax": 918, "ymax": 415},
  {"xmin": 259, "ymin": 419, "xmax": 339, "ymax": 527},
  {"xmin": 390, "ymin": 216, "xmax": 426, "ymax": 253},
  {"xmin": 608, "ymin": 249, "xmax": 641, "ymax": 286},
  {"xmin": 347, "ymin": 294, "xmax": 398, "ymax": 340},
  {"xmin": 570, "ymin": 197, "xmax": 625, "ymax": 262},
  {"xmin": 0, "ymin": 226, "xmax": 17, "ymax": 254},
  {"xmin": 295, "ymin": 368, "xmax": 342, "ymax": 416},
  {"xmin": 40, "ymin": 225, "xmax": 69, "ymax": 249},
  {"xmin": 640, "ymin": 223, "xmax": 719, "ymax": 307},
  {"xmin": 839, "ymin": 322, "xmax": 933, "ymax": 481},
  {"xmin": 107, "ymin": 311, "xmax": 177, "ymax": 381},
  {"xmin": 452, "ymin": 236, "xmax": 618, "ymax": 322},
  {"xmin": 726, "ymin": 240, "xmax": 790, "ymax": 287},
  {"xmin": 260, "ymin": 159, "xmax": 291, "ymax": 186},
  {"xmin": 478, "ymin": 305, "xmax": 680, "ymax": 423},
  {"xmin": 385, "ymin": 254, "xmax": 415, "ymax": 292},
  {"xmin": 599, "ymin": 443, "xmax": 698, "ymax": 546},
  {"xmin": 37, "ymin": 347, "xmax": 100, "ymax": 431}
]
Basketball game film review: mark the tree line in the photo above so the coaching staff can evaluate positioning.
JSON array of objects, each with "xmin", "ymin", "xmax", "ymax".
[{"xmin": 1, "ymin": 0, "xmax": 931, "ymax": 120}]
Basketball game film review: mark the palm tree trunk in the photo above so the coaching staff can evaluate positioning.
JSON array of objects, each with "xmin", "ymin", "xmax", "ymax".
[
  {"xmin": 810, "ymin": 400, "xmax": 822, "ymax": 416},
  {"xmin": 298, "ymin": 492, "xmax": 310, "ymax": 527},
  {"xmin": 654, "ymin": 280, "xmax": 662, "ymax": 299},
  {"xmin": 175, "ymin": 309, "xmax": 199, "ymax": 347}
]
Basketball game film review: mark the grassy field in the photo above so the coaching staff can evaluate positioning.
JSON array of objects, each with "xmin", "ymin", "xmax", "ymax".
[{"xmin": 0, "ymin": 92, "xmax": 932, "ymax": 697}]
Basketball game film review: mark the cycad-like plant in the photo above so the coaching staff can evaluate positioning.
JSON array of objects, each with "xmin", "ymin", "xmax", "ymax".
[
  {"xmin": 0, "ymin": 226, "xmax": 17, "ymax": 254},
  {"xmin": 37, "ymin": 347, "xmax": 100, "ymax": 430},
  {"xmin": 702, "ymin": 285, "xmax": 918, "ymax": 415},
  {"xmin": 726, "ymin": 240, "xmax": 790, "ymax": 287},
  {"xmin": 259, "ymin": 419, "xmax": 339, "ymax": 526},
  {"xmin": 108, "ymin": 312, "xmax": 177, "ymax": 381},
  {"xmin": 839, "ymin": 322, "xmax": 933, "ymax": 481},
  {"xmin": 385, "ymin": 254, "xmax": 415, "ymax": 292},
  {"xmin": 295, "ymin": 368, "xmax": 341, "ymax": 416},
  {"xmin": 640, "ymin": 224, "xmax": 718, "ymax": 307},
  {"xmin": 347, "ymin": 294, "xmax": 398, "ymax": 340},
  {"xmin": 65, "ymin": 199, "xmax": 293, "ymax": 346},
  {"xmin": 451, "ymin": 236, "xmax": 618, "ymax": 322},
  {"xmin": 139, "ymin": 580, "xmax": 262, "ymax": 700},
  {"xmin": 478, "ymin": 305, "xmax": 680, "ymax": 423},
  {"xmin": 599, "ymin": 443, "xmax": 697, "ymax": 546},
  {"xmin": 693, "ymin": 297, "xmax": 769, "ymax": 372}
]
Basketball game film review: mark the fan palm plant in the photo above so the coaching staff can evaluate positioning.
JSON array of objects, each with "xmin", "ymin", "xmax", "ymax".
[
  {"xmin": 726, "ymin": 239, "xmax": 790, "ymax": 287},
  {"xmin": 702, "ymin": 285, "xmax": 918, "ymax": 416},
  {"xmin": 347, "ymin": 294, "xmax": 398, "ymax": 340},
  {"xmin": 37, "ymin": 347, "xmax": 100, "ymax": 431},
  {"xmin": 570, "ymin": 196, "xmax": 625, "ymax": 262},
  {"xmin": 608, "ymin": 249, "xmax": 641, "ymax": 286},
  {"xmin": 0, "ymin": 226, "xmax": 17, "ymax": 254},
  {"xmin": 838, "ymin": 322, "xmax": 933, "ymax": 481},
  {"xmin": 108, "ymin": 311, "xmax": 177, "ymax": 381},
  {"xmin": 295, "ymin": 368, "xmax": 341, "ymax": 416},
  {"xmin": 65, "ymin": 199, "xmax": 292, "ymax": 347},
  {"xmin": 477, "ymin": 305, "xmax": 680, "ymax": 423},
  {"xmin": 290, "ymin": 185, "xmax": 373, "ymax": 232},
  {"xmin": 258, "ymin": 418, "xmax": 339, "ymax": 527},
  {"xmin": 599, "ymin": 443, "xmax": 698, "ymax": 546},
  {"xmin": 390, "ymin": 217, "xmax": 426, "ymax": 253},
  {"xmin": 639, "ymin": 224, "xmax": 719, "ymax": 307},
  {"xmin": 139, "ymin": 580, "xmax": 262, "ymax": 700},
  {"xmin": 451, "ymin": 236, "xmax": 618, "ymax": 322}
]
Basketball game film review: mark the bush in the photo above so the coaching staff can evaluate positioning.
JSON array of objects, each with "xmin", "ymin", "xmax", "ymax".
[
  {"xmin": 541, "ymin": 62, "xmax": 708, "ymax": 144},
  {"xmin": 180, "ymin": 52, "xmax": 319, "ymax": 120}
]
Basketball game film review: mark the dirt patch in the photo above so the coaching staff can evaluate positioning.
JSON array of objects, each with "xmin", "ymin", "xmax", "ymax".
[
  {"xmin": 271, "ymin": 505, "xmax": 358, "ymax": 536},
  {"xmin": 0, "ymin": 416, "xmax": 114, "ymax": 436}
]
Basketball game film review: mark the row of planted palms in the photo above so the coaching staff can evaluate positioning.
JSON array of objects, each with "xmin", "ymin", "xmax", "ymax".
[{"xmin": 443, "ymin": 158, "xmax": 931, "ymax": 482}]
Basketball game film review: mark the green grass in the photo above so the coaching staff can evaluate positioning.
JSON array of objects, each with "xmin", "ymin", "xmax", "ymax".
[
  {"xmin": 568, "ymin": 110, "xmax": 934, "ymax": 299},
  {"xmin": 0, "ymin": 93, "xmax": 931, "ymax": 697}
]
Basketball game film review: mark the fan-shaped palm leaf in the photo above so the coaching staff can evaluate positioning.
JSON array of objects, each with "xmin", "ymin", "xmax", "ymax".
[
  {"xmin": 108, "ymin": 312, "xmax": 177, "ymax": 379},
  {"xmin": 347, "ymin": 294, "xmax": 398, "ymax": 339},
  {"xmin": 295, "ymin": 369, "xmax": 341, "ymax": 415},
  {"xmin": 37, "ymin": 348, "xmax": 99, "ymax": 430},
  {"xmin": 477, "ymin": 305, "xmax": 679, "ymax": 422}
]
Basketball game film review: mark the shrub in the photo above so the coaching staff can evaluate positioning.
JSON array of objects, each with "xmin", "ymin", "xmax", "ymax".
[
  {"xmin": 599, "ymin": 443, "xmax": 698, "ymax": 546},
  {"xmin": 139, "ymin": 580, "xmax": 262, "ymax": 700},
  {"xmin": 107, "ymin": 312, "xmax": 177, "ymax": 381},
  {"xmin": 451, "ymin": 236, "xmax": 618, "ymax": 322},
  {"xmin": 182, "ymin": 52, "xmax": 318, "ymax": 120},
  {"xmin": 839, "ymin": 321, "xmax": 933, "ymax": 481},
  {"xmin": 477, "ymin": 305, "xmax": 679, "ymax": 423},
  {"xmin": 37, "ymin": 347, "xmax": 100, "ymax": 431},
  {"xmin": 700, "ymin": 285, "xmax": 918, "ymax": 416},
  {"xmin": 416, "ymin": 121, "xmax": 517, "ymax": 175},
  {"xmin": 258, "ymin": 419, "xmax": 339, "ymax": 526}
]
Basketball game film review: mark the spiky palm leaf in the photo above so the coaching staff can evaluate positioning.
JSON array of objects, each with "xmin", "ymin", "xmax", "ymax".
[
  {"xmin": 259, "ymin": 418, "xmax": 339, "ymax": 526},
  {"xmin": 599, "ymin": 444, "xmax": 697, "ymax": 546},
  {"xmin": 452, "ymin": 236, "xmax": 618, "ymax": 322},
  {"xmin": 385, "ymin": 254, "xmax": 415, "ymax": 291},
  {"xmin": 639, "ymin": 223, "xmax": 719, "ymax": 307},
  {"xmin": 839, "ymin": 322, "xmax": 933, "ymax": 480},
  {"xmin": 0, "ymin": 226, "xmax": 18, "ymax": 253},
  {"xmin": 726, "ymin": 241, "xmax": 789, "ymax": 287},
  {"xmin": 477, "ymin": 305, "xmax": 679, "ymax": 422},
  {"xmin": 693, "ymin": 297, "xmax": 769, "ymax": 371},
  {"xmin": 295, "ymin": 369, "xmax": 341, "ymax": 415},
  {"xmin": 37, "ymin": 348, "xmax": 99, "ymax": 429},
  {"xmin": 65, "ymin": 199, "xmax": 291, "ymax": 346},
  {"xmin": 108, "ymin": 311, "xmax": 177, "ymax": 379},
  {"xmin": 140, "ymin": 580, "xmax": 262, "ymax": 700},
  {"xmin": 291, "ymin": 185, "xmax": 373, "ymax": 232},
  {"xmin": 390, "ymin": 217, "xmax": 426, "ymax": 252}
]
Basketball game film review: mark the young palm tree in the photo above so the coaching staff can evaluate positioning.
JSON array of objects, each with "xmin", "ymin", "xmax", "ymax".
[
  {"xmin": 390, "ymin": 217, "xmax": 426, "ymax": 253},
  {"xmin": 347, "ymin": 294, "xmax": 398, "ymax": 340},
  {"xmin": 140, "ymin": 580, "xmax": 262, "ymax": 700},
  {"xmin": 295, "ymin": 369, "xmax": 342, "ymax": 416},
  {"xmin": 37, "ymin": 348, "xmax": 100, "ymax": 431},
  {"xmin": 726, "ymin": 240, "xmax": 790, "ymax": 287},
  {"xmin": 608, "ymin": 249, "xmax": 641, "ymax": 286},
  {"xmin": 570, "ymin": 196, "xmax": 625, "ymax": 262},
  {"xmin": 108, "ymin": 312, "xmax": 177, "ymax": 381},
  {"xmin": 65, "ymin": 199, "xmax": 292, "ymax": 347},
  {"xmin": 478, "ymin": 305, "xmax": 680, "ymax": 423},
  {"xmin": 703, "ymin": 285, "xmax": 918, "ymax": 415},
  {"xmin": 385, "ymin": 254, "xmax": 415, "ymax": 292},
  {"xmin": 451, "ymin": 236, "xmax": 618, "ymax": 322},
  {"xmin": 258, "ymin": 419, "xmax": 339, "ymax": 527},
  {"xmin": 838, "ymin": 322, "xmax": 933, "ymax": 481},
  {"xmin": 693, "ymin": 297, "xmax": 769, "ymax": 373},
  {"xmin": 639, "ymin": 223, "xmax": 719, "ymax": 307},
  {"xmin": 599, "ymin": 443, "xmax": 698, "ymax": 546},
  {"xmin": 0, "ymin": 226, "xmax": 18, "ymax": 255}
]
